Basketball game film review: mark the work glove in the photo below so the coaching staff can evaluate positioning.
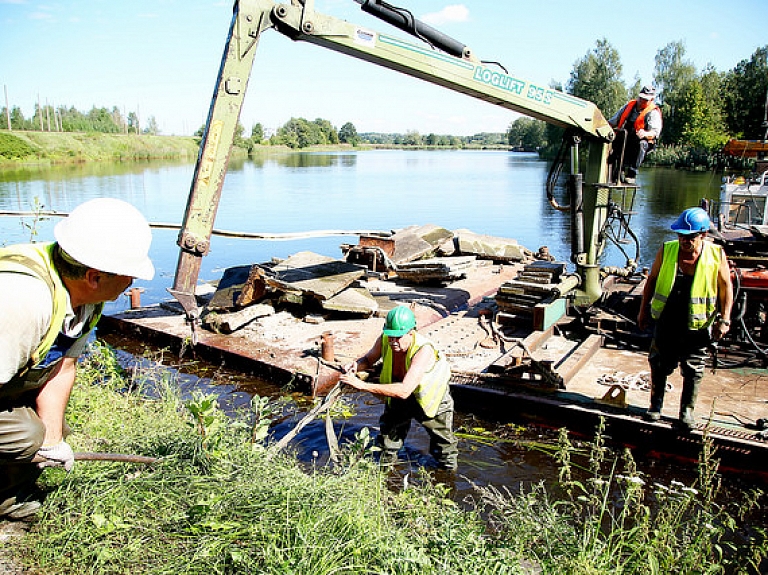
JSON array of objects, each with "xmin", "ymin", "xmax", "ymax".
[{"xmin": 36, "ymin": 440, "xmax": 75, "ymax": 472}]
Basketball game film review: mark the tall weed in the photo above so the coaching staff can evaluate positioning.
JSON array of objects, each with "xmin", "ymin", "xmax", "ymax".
[{"xmin": 19, "ymin": 345, "xmax": 768, "ymax": 574}]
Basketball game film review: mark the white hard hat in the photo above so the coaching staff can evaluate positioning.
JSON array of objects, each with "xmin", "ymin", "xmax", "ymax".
[{"xmin": 54, "ymin": 198, "xmax": 155, "ymax": 280}]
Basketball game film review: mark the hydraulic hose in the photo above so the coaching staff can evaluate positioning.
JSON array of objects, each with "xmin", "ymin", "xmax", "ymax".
[{"xmin": 355, "ymin": 0, "xmax": 469, "ymax": 58}]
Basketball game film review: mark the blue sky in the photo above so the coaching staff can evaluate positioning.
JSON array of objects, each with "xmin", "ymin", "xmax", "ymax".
[{"xmin": 1, "ymin": 0, "xmax": 766, "ymax": 136}]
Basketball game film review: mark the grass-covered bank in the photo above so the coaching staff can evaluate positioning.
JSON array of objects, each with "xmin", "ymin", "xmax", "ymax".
[
  {"xmin": 11, "ymin": 342, "xmax": 768, "ymax": 574},
  {"xmin": 0, "ymin": 131, "xmax": 202, "ymax": 165}
]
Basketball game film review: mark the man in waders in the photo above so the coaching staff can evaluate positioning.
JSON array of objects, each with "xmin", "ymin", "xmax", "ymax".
[
  {"xmin": 637, "ymin": 207, "xmax": 733, "ymax": 430},
  {"xmin": 608, "ymin": 85, "xmax": 663, "ymax": 184},
  {"xmin": 341, "ymin": 306, "xmax": 458, "ymax": 470},
  {"xmin": 0, "ymin": 198, "xmax": 154, "ymax": 520}
]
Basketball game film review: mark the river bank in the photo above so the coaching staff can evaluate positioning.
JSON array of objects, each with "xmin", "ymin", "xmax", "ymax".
[
  {"xmin": 0, "ymin": 131, "xmax": 512, "ymax": 168},
  {"xmin": 4, "ymin": 341, "xmax": 765, "ymax": 574},
  {"xmin": 0, "ymin": 130, "xmax": 204, "ymax": 165}
]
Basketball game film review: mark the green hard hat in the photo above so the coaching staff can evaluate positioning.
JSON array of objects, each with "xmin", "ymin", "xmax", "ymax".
[{"xmin": 383, "ymin": 306, "xmax": 416, "ymax": 337}]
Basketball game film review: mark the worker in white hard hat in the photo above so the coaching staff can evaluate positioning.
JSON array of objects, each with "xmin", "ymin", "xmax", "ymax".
[{"xmin": 0, "ymin": 198, "xmax": 154, "ymax": 520}]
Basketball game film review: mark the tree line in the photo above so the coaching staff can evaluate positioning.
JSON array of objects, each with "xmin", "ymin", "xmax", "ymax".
[
  {"xmin": 1, "ymin": 102, "xmax": 160, "ymax": 135},
  {"xmin": 4, "ymin": 40, "xmax": 765, "ymax": 161},
  {"xmin": 210, "ymin": 118, "xmax": 507, "ymax": 152},
  {"xmin": 508, "ymin": 41, "xmax": 768, "ymax": 163}
]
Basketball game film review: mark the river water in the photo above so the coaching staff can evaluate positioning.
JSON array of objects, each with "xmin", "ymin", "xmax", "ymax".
[{"xmin": 1, "ymin": 149, "xmax": 741, "ymax": 494}]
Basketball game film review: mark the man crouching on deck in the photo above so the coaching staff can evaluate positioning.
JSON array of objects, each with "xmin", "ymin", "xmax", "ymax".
[{"xmin": 341, "ymin": 305, "xmax": 458, "ymax": 470}]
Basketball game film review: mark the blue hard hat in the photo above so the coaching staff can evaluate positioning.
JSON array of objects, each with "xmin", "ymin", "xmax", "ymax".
[{"xmin": 671, "ymin": 207, "xmax": 711, "ymax": 235}]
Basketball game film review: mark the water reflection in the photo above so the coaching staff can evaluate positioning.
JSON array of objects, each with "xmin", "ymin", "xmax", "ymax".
[{"xmin": 0, "ymin": 150, "xmax": 724, "ymax": 312}]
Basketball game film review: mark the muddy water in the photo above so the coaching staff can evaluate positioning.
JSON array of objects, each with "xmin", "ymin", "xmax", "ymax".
[
  {"xmin": 2, "ymin": 150, "xmax": 751, "ymax": 496},
  {"xmin": 103, "ymin": 331, "xmax": 767, "ymax": 511}
]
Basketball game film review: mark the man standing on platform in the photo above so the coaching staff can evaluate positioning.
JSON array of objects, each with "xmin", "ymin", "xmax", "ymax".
[{"xmin": 637, "ymin": 207, "xmax": 733, "ymax": 430}]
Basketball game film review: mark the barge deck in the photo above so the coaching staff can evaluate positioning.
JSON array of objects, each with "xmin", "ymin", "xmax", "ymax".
[{"xmin": 99, "ymin": 258, "xmax": 768, "ymax": 478}]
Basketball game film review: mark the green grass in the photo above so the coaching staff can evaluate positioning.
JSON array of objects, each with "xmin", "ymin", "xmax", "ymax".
[
  {"xmin": 0, "ymin": 131, "xmax": 202, "ymax": 165},
  {"xmin": 15, "ymin": 341, "xmax": 768, "ymax": 574}
]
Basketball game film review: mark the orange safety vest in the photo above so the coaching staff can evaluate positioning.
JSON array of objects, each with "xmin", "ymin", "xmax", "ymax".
[{"xmin": 616, "ymin": 99, "xmax": 661, "ymax": 140}]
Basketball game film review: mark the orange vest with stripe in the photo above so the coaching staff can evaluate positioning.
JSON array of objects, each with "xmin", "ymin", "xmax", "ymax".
[{"xmin": 617, "ymin": 100, "xmax": 660, "ymax": 139}]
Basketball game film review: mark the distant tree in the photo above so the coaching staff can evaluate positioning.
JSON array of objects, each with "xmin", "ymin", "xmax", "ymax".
[
  {"xmin": 654, "ymin": 41, "xmax": 697, "ymax": 144},
  {"xmin": 251, "ymin": 123, "xmax": 264, "ymax": 142},
  {"xmin": 278, "ymin": 118, "xmax": 315, "ymax": 148},
  {"xmin": 566, "ymin": 38, "xmax": 627, "ymax": 119},
  {"xmin": 60, "ymin": 106, "xmax": 88, "ymax": 132},
  {"xmin": 111, "ymin": 106, "xmax": 125, "ymax": 132},
  {"xmin": 232, "ymin": 122, "xmax": 248, "ymax": 148},
  {"xmin": 143, "ymin": 115, "xmax": 159, "ymax": 135},
  {"xmin": 530, "ymin": 82, "xmax": 566, "ymax": 158},
  {"xmin": 313, "ymin": 118, "xmax": 339, "ymax": 144},
  {"xmin": 402, "ymin": 130, "xmax": 422, "ymax": 146},
  {"xmin": 507, "ymin": 117, "xmax": 547, "ymax": 150},
  {"xmin": 676, "ymin": 77, "xmax": 729, "ymax": 151},
  {"xmin": 10, "ymin": 106, "xmax": 27, "ymax": 130},
  {"xmin": 88, "ymin": 107, "xmax": 122, "ymax": 133},
  {"xmin": 627, "ymin": 75, "xmax": 643, "ymax": 102},
  {"xmin": 128, "ymin": 112, "xmax": 141, "ymax": 134},
  {"xmin": 338, "ymin": 121, "xmax": 359, "ymax": 145},
  {"xmin": 721, "ymin": 46, "xmax": 768, "ymax": 140}
]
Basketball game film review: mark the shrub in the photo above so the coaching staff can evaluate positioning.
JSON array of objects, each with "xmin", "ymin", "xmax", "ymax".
[{"xmin": 0, "ymin": 132, "xmax": 37, "ymax": 159}]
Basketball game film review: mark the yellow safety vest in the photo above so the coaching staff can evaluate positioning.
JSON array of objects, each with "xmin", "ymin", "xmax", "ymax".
[
  {"xmin": 380, "ymin": 332, "xmax": 451, "ymax": 418},
  {"xmin": 650, "ymin": 240, "xmax": 721, "ymax": 329},
  {"xmin": 0, "ymin": 242, "xmax": 102, "ymax": 378}
]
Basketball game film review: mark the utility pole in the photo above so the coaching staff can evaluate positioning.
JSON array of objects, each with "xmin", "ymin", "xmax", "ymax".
[
  {"xmin": 3, "ymin": 85, "xmax": 10, "ymax": 131},
  {"xmin": 37, "ymin": 93, "xmax": 43, "ymax": 131}
]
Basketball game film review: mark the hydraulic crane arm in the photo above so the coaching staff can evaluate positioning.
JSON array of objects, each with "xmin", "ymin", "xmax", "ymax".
[
  {"xmin": 172, "ymin": 0, "xmax": 620, "ymax": 339},
  {"xmin": 270, "ymin": 0, "xmax": 613, "ymax": 140}
]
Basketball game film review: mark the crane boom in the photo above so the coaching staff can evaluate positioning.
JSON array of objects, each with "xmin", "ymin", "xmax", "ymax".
[{"xmin": 171, "ymin": 0, "xmax": 626, "ymax": 338}]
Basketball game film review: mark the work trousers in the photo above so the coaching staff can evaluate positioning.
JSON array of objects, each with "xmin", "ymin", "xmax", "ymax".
[
  {"xmin": 0, "ymin": 399, "xmax": 45, "ymax": 508},
  {"xmin": 648, "ymin": 326, "xmax": 709, "ymax": 416},
  {"xmin": 377, "ymin": 390, "xmax": 458, "ymax": 470},
  {"xmin": 624, "ymin": 136, "xmax": 654, "ymax": 178}
]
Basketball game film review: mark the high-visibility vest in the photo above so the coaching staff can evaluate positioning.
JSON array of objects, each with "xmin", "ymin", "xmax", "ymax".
[
  {"xmin": 0, "ymin": 242, "xmax": 102, "ymax": 383},
  {"xmin": 617, "ymin": 99, "xmax": 661, "ymax": 140},
  {"xmin": 650, "ymin": 240, "xmax": 722, "ymax": 329},
  {"xmin": 380, "ymin": 332, "xmax": 451, "ymax": 418}
]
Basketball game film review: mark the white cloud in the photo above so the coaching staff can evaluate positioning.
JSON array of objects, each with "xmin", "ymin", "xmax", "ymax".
[
  {"xmin": 420, "ymin": 4, "xmax": 470, "ymax": 26},
  {"xmin": 29, "ymin": 10, "xmax": 53, "ymax": 20}
]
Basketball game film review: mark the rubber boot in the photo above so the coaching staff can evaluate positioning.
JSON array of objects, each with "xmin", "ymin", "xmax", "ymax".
[
  {"xmin": 378, "ymin": 449, "xmax": 399, "ymax": 469},
  {"xmin": 678, "ymin": 378, "xmax": 701, "ymax": 431},
  {"xmin": 645, "ymin": 374, "xmax": 666, "ymax": 421}
]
